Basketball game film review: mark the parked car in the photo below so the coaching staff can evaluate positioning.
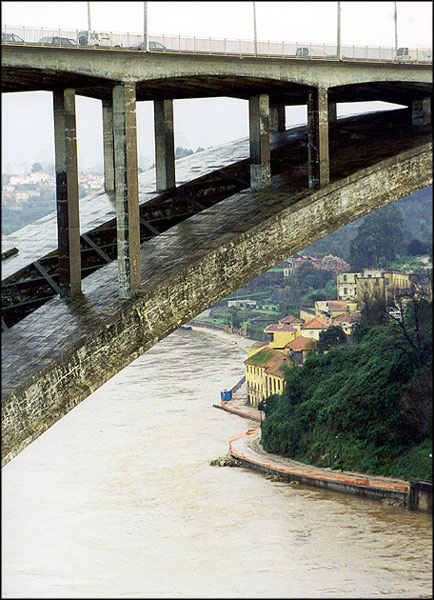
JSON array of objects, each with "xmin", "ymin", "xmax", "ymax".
[
  {"xmin": 38, "ymin": 36, "xmax": 76, "ymax": 46},
  {"xmin": 77, "ymin": 31, "xmax": 116, "ymax": 47},
  {"xmin": 2, "ymin": 32, "xmax": 24, "ymax": 43},
  {"xmin": 135, "ymin": 40, "xmax": 166, "ymax": 51}
]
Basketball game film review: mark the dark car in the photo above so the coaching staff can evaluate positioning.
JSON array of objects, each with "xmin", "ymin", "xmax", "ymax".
[
  {"xmin": 136, "ymin": 40, "xmax": 166, "ymax": 51},
  {"xmin": 38, "ymin": 36, "xmax": 76, "ymax": 46},
  {"xmin": 2, "ymin": 33, "xmax": 24, "ymax": 43}
]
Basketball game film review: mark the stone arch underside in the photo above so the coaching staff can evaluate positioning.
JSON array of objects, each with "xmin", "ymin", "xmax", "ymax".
[{"xmin": 2, "ymin": 141, "xmax": 431, "ymax": 467}]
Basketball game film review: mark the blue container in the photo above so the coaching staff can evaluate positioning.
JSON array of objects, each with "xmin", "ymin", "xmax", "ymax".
[{"xmin": 221, "ymin": 390, "xmax": 232, "ymax": 402}]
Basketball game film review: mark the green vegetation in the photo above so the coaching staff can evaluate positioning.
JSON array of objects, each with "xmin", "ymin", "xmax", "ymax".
[
  {"xmin": 317, "ymin": 325, "xmax": 347, "ymax": 352},
  {"xmin": 349, "ymin": 203, "xmax": 403, "ymax": 271},
  {"xmin": 260, "ymin": 296, "xmax": 432, "ymax": 481},
  {"xmin": 248, "ymin": 347, "xmax": 276, "ymax": 366}
]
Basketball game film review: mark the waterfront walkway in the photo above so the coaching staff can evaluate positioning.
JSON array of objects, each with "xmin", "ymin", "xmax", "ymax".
[{"xmin": 215, "ymin": 396, "xmax": 409, "ymax": 503}]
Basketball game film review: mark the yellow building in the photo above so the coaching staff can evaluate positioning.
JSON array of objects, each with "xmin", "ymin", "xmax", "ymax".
[
  {"xmin": 264, "ymin": 323, "xmax": 298, "ymax": 349},
  {"xmin": 300, "ymin": 316, "xmax": 330, "ymax": 340},
  {"xmin": 357, "ymin": 269, "xmax": 411, "ymax": 308},
  {"xmin": 337, "ymin": 272, "xmax": 359, "ymax": 300},
  {"xmin": 244, "ymin": 347, "xmax": 290, "ymax": 407}
]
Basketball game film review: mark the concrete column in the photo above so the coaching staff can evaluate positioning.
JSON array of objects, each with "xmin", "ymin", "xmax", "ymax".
[
  {"xmin": 113, "ymin": 83, "xmax": 141, "ymax": 298},
  {"xmin": 307, "ymin": 86, "xmax": 330, "ymax": 188},
  {"xmin": 53, "ymin": 88, "xmax": 81, "ymax": 298},
  {"xmin": 270, "ymin": 105, "xmax": 286, "ymax": 133},
  {"xmin": 102, "ymin": 99, "xmax": 115, "ymax": 192},
  {"xmin": 154, "ymin": 99, "xmax": 176, "ymax": 191},
  {"xmin": 412, "ymin": 98, "xmax": 431, "ymax": 126},
  {"xmin": 249, "ymin": 94, "xmax": 271, "ymax": 190}
]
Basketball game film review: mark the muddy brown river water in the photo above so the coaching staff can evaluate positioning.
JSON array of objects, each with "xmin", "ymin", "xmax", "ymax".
[{"xmin": 2, "ymin": 326, "xmax": 432, "ymax": 598}]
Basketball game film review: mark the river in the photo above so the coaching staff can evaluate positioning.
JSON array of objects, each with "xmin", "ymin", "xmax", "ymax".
[{"xmin": 2, "ymin": 326, "xmax": 432, "ymax": 598}]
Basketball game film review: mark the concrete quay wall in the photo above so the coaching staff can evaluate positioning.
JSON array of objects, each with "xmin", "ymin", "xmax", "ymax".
[
  {"xmin": 2, "ymin": 143, "xmax": 432, "ymax": 466},
  {"xmin": 229, "ymin": 431, "xmax": 409, "ymax": 506}
]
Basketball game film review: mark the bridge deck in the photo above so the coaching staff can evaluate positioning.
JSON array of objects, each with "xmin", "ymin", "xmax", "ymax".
[{"xmin": 1, "ymin": 110, "xmax": 432, "ymax": 465}]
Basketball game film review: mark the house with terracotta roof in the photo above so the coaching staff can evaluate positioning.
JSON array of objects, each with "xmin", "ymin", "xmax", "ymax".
[
  {"xmin": 278, "ymin": 313, "xmax": 305, "ymax": 327},
  {"xmin": 301, "ymin": 316, "xmax": 330, "ymax": 340},
  {"xmin": 315, "ymin": 300, "xmax": 358, "ymax": 320},
  {"xmin": 330, "ymin": 312, "xmax": 361, "ymax": 335},
  {"xmin": 285, "ymin": 335, "xmax": 316, "ymax": 365},
  {"xmin": 244, "ymin": 346, "xmax": 291, "ymax": 407},
  {"xmin": 264, "ymin": 322, "xmax": 298, "ymax": 349}
]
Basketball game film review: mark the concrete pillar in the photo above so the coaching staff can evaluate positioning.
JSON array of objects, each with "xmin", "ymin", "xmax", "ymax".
[
  {"xmin": 53, "ymin": 88, "xmax": 81, "ymax": 298},
  {"xmin": 270, "ymin": 105, "xmax": 286, "ymax": 133},
  {"xmin": 113, "ymin": 83, "xmax": 141, "ymax": 298},
  {"xmin": 308, "ymin": 86, "xmax": 330, "ymax": 188},
  {"xmin": 154, "ymin": 99, "xmax": 176, "ymax": 192},
  {"xmin": 249, "ymin": 94, "xmax": 271, "ymax": 190},
  {"xmin": 412, "ymin": 98, "xmax": 431, "ymax": 126},
  {"xmin": 102, "ymin": 99, "xmax": 115, "ymax": 192}
]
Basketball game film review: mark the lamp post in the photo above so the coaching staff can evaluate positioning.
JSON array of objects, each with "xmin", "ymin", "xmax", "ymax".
[
  {"xmin": 87, "ymin": 1, "xmax": 92, "ymax": 31},
  {"xmin": 394, "ymin": 1, "xmax": 398, "ymax": 59},
  {"xmin": 143, "ymin": 1, "xmax": 149, "ymax": 51},
  {"xmin": 337, "ymin": 1, "xmax": 341, "ymax": 59},
  {"xmin": 253, "ymin": 1, "xmax": 257, "ymax": 55}
]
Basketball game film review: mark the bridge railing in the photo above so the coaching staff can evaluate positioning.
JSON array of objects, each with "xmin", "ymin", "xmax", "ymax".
[{"xmin": 1, "ymin": 24, "xmax": 432, "ymax": 63}]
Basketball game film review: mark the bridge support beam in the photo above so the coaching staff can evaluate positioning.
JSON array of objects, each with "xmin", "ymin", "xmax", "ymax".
[
  {"xmin": 249, "ymin": 94, "xmax": 271, "ymax": 190},
  {"xmin": 53, "ymin": 88, "xmax": 82, "ymax": 298},
  {"xmin": 113, "ymin": 83, "xmax": 141, "ymax": 298},
  {"xmin": 270, "ymin": 105, "xmax": 286, "ymax": 133},
  {"xmin": 412, "ymin": 98, "xmax": 431, "ymax": 126},
  {"xmin": 308, "ymin": 87, "xmax": 330, "ymax": 188},
  {"xmin": 102, "ymin": 99, "xmax": 115, "ymax": 192},
  {"xmin": 154, "ymin": 99, "xmax": 176, "ymax": 192}
]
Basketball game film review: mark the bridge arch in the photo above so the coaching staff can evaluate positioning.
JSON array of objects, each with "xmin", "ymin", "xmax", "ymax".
[{"xmin": 2, "ymin": 141, "xmax": 431, "ymax": 467}]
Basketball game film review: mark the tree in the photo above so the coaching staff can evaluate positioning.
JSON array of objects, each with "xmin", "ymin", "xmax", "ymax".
[
  {"xmin": 317, "ymin": 326, "xmax": 347, "ymax": 352},
  {"xmin": 406, "ymin": 237, "xmax": 427, "ymax": 256},
  {"xmin": 387, "ymin": 286, "xmax": 432, "ymax": 369},
  {"xmin": 349, "ymin": 204, "xmax": 403, "ymax": 271},
  {"xmin": 175, "ymin": 147, "xmax": 194, "ymax": 159},
  {"xmin": 31, "ymin": 162, "xmax": 43, "ymax": 173}
]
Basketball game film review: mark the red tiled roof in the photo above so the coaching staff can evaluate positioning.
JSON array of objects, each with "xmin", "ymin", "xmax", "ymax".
[
  {"xmin": 285, "ymin": 336, "xmax": 316, "ymax": 351},
  {"xmin": 301, "ymin": 316, "xmax": 330, "ymax": 330},
  {"xmin": 279, "ymin": 314, "xmax": 304, "ymax": 325},
  {"xmin": 264, "ymin": 323, "xmax": 296, "ymax": 333},
  {"xmin": 264, "ymin": 353, "xmax": 292, "ymax": 377},
  {"xmin": 244, "ymin": 347, "xmax": 282, "ymax": 367},
  {"xmin": 327, "ymin": 301, "xmax": 348, "ymax": 311},
  {"xmin": 331, "ymin": 314, "xmax": 350, "ymax": 325}
]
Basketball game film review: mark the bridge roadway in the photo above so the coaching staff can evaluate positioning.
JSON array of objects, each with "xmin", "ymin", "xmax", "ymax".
[
  {"xmin": 1, "ymin": 110, "xmax": 432, "ymax": 466},
  {"xmin": 1, "ymin": 43, "xmax": 432, "ymax": 105}
]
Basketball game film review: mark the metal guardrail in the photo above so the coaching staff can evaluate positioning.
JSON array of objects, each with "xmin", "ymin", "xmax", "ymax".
[{"xmin": 1, "ymin": 24, "xmax": 432, "ymax": 63}]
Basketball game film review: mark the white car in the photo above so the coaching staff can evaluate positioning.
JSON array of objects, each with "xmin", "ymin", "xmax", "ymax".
[{"xmin": 77, "ymin": 31, "xmax": 118, "ymax": 47}]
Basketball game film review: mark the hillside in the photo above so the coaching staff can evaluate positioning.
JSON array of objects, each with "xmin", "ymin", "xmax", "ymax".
[{"xmin": 260, "ymin": 298, "xmax": 432, "ymax": 481}]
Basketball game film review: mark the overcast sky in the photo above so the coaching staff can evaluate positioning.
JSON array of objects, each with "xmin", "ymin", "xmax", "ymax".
[{"xmin": 2, "ymin": 1, "xmax": 432, "ymax": 172}]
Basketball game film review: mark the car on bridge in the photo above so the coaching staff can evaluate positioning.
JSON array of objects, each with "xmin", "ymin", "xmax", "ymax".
[
  {"xmin": 77, "ymin": 30, "xmax": 120, "ymax": 47},
  {"xmin": 38, "ymin": 36, "xmax": 76, "ymax": 46},
  {"xmin": 134, "ymin": 40, "xmax": 166, "ymax": 51},
  {"xmin": 2, "ymin": 32, "xmax": 24, "ymax": 43}
]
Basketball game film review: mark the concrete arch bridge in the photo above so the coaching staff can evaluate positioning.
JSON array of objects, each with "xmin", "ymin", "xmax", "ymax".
[{"xmin": 1, "ymin": 44, "xmax": 432, "ymax": 465}]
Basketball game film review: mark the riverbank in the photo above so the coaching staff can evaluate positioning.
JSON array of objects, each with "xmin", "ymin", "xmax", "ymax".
[{"xmin": 216, "ymin": 396, "xmax": 413, "ymax": 507}]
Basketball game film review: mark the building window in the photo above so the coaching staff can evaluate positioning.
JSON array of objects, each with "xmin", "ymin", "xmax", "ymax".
[
  {"xmin": 344, "ymin": 287, "xmax": 347, "ymax": 295},
  {"xmin": 343, "ymin": 275, "xmax": 347, "ymax": 281}
]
